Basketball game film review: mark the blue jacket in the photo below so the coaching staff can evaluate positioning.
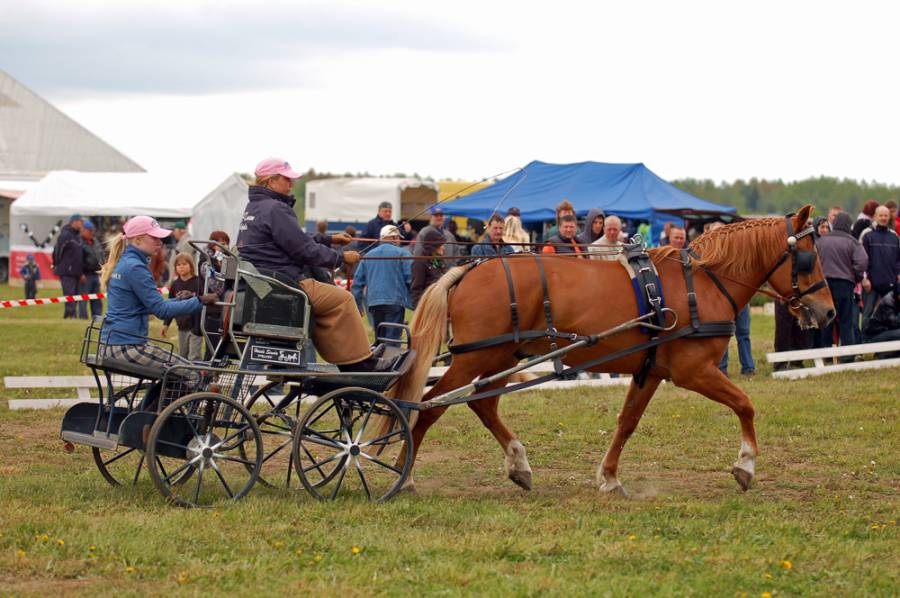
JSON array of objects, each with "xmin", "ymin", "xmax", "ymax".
[
  {"xmin": 102, "ymin": 245, "xmax": 202, "ymax": 345},
  {"xmin": 351, "ymin": 242, "xmax": 413, "ymax": 309},
  {"xmin": 237, "ymin": 186, "xmax": 341, "ymax": 281},
  {"xmin": 471, "ymin": 240, "xmax": 515, "ymax": 257},
  {"xmin": 861, "ymin": 225, "xmax": 900, "ymax": 291}
]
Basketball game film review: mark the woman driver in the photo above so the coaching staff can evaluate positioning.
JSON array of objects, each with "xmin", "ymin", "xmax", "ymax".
[
  {"xmin": 100, "ymin": 216, "xmax": 218, "ymax": 374},
  {"xmin": 236, "ymin": 158, "xmax": 388, "ymax": 372}
]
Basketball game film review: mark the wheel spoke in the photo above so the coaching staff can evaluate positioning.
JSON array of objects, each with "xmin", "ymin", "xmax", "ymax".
[
  {"xmin": 355, "ymin": 459, "xmax": 371, "ymax": 500},
  {"xmin": 131, "ymin": 452, "xmax": 145, "ymax": 486},
  {"xmin": 162, "ymin": 458, "xmax": 199, "ymax": 484},
  {"xmin": 217, "ymin": 454, "xmax": 259, "ymax": 467},
  {"xmin": 301, "ymin": 452, "xmax": 345, "ymax": 474},
  {"xmin": 260, "ymin": 439, "xmax": 292, "ymax": 464},
  {"xmin": 354, "ymin": 397, "xmax": 378, "ymax": 444},
  {"xmin": 211, "ymin": 423, "xmax": 253, "ymax": 451},
  {"xmin": 155, "ymin": 438, "xmax": 192, "ymax": 452},
  {"xmin": 178, "ymin": 405, "xmax": 203, "ymax": 438},
  {"xmin": 306, "ymin": 400, "xmax": 340, "ymax": 429},
  {"xmin": 192, "ymin": 461, "xmax": 205, "ymax": 504},
  {"xmin": 329, "ymin": 460, "xmax": 350, "ymax": 500},
  {"xmin": 302, "ymin": 429, "xmax": 344, "ymax": 450},
  {"xmin": 360, "ymin": 428, "xmax": 405, "ymax": 448},
  {"xmin": 102, "ymin": 447, "xmax": 137, "ymax": 467},
  {"xmin": 358, "ymin": 452, "xmax": 403, "ymax": 474},
  {"xmin": 210, "ymin": 461, "xmax": 234, "ymax": 498}
]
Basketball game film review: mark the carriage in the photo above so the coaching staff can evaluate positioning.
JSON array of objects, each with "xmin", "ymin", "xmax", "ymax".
[
  {"xmin": 60, "ymin": 241, "xmax": 420, "ymax": 506},
  {"xmin": 60, "ymin": 207, "xmax": 835, "ymax": 505}
]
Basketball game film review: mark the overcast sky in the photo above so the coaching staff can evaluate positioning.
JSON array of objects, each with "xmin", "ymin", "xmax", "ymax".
[{"xmin": 3, "ymin": 0, "xmax": 899, "ymax": 184}]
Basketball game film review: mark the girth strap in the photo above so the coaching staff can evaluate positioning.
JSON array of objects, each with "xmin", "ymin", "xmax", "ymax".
[{"xmin": 499, "ymin": 256, "xmax": 520, "ymax": 343}]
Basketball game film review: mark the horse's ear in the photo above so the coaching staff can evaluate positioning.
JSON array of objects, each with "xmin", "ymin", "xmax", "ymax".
[{"xmin": 793, "ymin": 204, "xmax": 814, "ymax": 230}]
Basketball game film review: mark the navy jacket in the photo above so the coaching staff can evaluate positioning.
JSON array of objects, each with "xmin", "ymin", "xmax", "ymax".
[
  {"xmin": 358, "ymin": 216, "xmax": 413, "ymax": 253},
  {"xmin": 861, "ymin": 226, "xmax": 900, "ymax": 291},
  {"xmin": 237, "ymin": 186, "xmax": 341, "ymax": 281},
  {"xmin": 53, "ymin": 224, "xmax": 84, "ymax": 277},
  {"xmin": 102, "ymin": 245, "xmax": 201, "ymax": 345}
]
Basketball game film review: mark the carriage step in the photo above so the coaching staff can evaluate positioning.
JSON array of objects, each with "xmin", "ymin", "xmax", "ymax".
[{"xmin": 60, "ymin": 430, "xmax": 119, "ymax": 450}]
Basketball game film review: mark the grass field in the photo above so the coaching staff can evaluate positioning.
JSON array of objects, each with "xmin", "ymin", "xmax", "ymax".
[{"xmin": 1, "ymin": 283, "xmax": 898, "ymax": 596}]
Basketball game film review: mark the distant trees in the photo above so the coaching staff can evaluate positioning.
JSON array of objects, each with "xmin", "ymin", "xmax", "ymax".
[{"xmin": 673, "ymin": 176, "xmax": 900, "ymax": 216}]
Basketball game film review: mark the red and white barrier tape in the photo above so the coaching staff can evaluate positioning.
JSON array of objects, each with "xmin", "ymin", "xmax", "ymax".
[
  {"xmin": 4, "ymin": 279, "xmax": 350, "ymax": 309},
  {"xmin": 1, "ymin": 287, "xmax": 169, "ymax": 309}
]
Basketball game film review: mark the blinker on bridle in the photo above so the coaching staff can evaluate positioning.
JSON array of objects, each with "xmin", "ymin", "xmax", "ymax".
[{"xmin": 762, "ymin": 215, "xmax": 827, "ymax": 313}]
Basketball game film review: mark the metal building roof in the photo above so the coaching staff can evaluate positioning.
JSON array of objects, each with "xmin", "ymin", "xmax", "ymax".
[{"xmin": 0, "ymin": 69, "xmax": 144, "ymax": 177}]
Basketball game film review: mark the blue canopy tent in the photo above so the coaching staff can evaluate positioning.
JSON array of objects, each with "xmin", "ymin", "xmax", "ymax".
[{"xmin": 441, "ymin": 160, "xmax": 737, "ymax": 243}]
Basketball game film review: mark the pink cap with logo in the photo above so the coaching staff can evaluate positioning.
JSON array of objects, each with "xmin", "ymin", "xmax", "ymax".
[
  {"xmin": 255, "ymin": 157, "xmax": 303, "ymax": 179},
  {"xmin": 123, "ymin": 215, "xmax": 172, "ymax": 239}
]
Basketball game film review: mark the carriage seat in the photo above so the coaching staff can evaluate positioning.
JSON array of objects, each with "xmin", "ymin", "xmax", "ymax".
[
  {"xmin": 83, "ymin": 350, "xmax": 167, "ymax": 381},
  {"xmin": 230, "ymin": 268, "xmax": 312, "ymax": 343}
]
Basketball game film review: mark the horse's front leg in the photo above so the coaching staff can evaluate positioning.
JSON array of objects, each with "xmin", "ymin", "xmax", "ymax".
[
  {"xmin": 598, "ymin": 375, "xmax": 663, "ymax": 497},
  {"xmin": 672, "ymin": 364, "xmax": 758, "ymax": 491}
]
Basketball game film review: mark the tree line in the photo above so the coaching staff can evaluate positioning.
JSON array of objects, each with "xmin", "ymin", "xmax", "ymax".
[{"xmin": 672, "ymin": 176, "xmax": 900, "ymax": 216}]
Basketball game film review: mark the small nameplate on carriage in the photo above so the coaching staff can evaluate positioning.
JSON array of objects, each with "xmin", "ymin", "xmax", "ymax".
[{"xmin": 249, "ymin": 344, "xmax": 302, "ymax": 365}]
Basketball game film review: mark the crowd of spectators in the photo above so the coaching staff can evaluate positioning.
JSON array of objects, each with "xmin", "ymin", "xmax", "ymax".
[{"xmin": 777, "ymin": 201, "xmax": 900, "ymax": 367}]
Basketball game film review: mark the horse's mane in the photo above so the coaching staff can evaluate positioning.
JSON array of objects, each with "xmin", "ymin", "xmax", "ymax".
[{"xmin": 652, "ymin": 217, "xmax": 785, "ymax": 277}]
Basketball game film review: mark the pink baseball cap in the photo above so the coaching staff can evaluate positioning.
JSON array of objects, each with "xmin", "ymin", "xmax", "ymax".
[
  {"xmin": 123, "ymin": 215, "xmax": 172, "ymax": 239},
  {"xmin": 255, "ymin": 157, "xmax": 303, "ymax": 179}
]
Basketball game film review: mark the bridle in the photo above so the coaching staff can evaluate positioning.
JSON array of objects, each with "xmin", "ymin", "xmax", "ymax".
[{"xmin": 761, "ymin": 215, "xmax": 828, "ymax": 316}]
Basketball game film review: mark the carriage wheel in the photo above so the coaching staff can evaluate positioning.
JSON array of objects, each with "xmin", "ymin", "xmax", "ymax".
[
  {"xmin": 241, "ymin": 381, "xmax": 306, "ymax": 490},
  {"xmin": 292, "ymin": 387, "xmax": 412, "ymax": 503},
  {"xmin": 92, "ymin": 383, "xmax": 154, "ymax": 487},
  {"xmin": 146, "ymin": 392, "xmax": 262, "ymax": 508}
]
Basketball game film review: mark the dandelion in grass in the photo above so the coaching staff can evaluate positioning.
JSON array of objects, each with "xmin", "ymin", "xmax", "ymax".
[
  {"xmin": 125, "ymin": 566, "xmax": 136, "ymax": 574},
  {"xmin": 16, "ymin": 549, "xmax": 26, "ymax": 559},
  {"xmin": 89, "ymin": 545, "xmax": 96, "ymax": 552},
  {"xmin": 273, "ymin": 540, "xmax": 284, "ymax": 548},
  {"xmin": 351, "ymin": 546, "xmax": 362, "ymax": 555},
  {"xmin": 295, "ymin": 549, "xmax": 303, "ymax": 556},
  {"xmin": 314, "ymin": 553, "xmax": 323, "ymax": 562},
  {"xmin": 761, "ymin": 593, "xmax": 772, "ymax": 598},
  {"xmin": 39, "ymin": 534, "xmax": 49, "ymax": 542},
  {"xmin": 56, "ymin": 539, "xmax": 65, "ymax": 546},
  {"xmin": 177, "ymin": 572, "xmax": 190, "ymax": 584},
  {"xmin": 627, "ymin": 535, "xmax": 637, "ymax": 541},
  {"xmin": 781, "ymin": 560, "xmax": 792, "ymax": 571},
  {"xmin": 763, "ymin": 573, "xmax": 773, "ymax": 580}
]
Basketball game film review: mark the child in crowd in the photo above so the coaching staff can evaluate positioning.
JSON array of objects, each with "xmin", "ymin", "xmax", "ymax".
[
  {"xmin": 161, "ymin": 252, "xmax": 204, "ymax": 360},
  {"xmin": 20, "ymin": 254, "xmax": 41, "ymax": 299}
]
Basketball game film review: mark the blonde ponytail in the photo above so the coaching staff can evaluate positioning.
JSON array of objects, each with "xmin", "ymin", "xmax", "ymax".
[{"xmin": 100, "ymin": 233, "xmax": 128, "ymax": 290}]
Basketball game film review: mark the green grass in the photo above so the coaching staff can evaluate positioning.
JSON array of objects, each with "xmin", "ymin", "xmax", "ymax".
[{"xmin": 1, "ymin": 283, "xmax": 898, "ymax": 596}]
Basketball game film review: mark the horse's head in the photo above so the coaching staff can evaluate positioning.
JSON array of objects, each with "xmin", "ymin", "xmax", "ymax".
[{"xmin": 763, "ymin": 204, "xmax": 836, "ymax": 329}]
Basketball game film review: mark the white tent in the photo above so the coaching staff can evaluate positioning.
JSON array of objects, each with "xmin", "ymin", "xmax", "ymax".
[
  {"xmin": 10, "ymin": 171, "xmax": 249, "ymax": 275},
  {"xmin": 304, "ymin": 177, "xmax": 438, "ymax": 230}
]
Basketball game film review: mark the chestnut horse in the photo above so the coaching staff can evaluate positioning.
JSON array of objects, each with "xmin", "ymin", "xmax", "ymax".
[{"xmin": 389, "ymin": 205, "xmax": 835, "ymax": 496}]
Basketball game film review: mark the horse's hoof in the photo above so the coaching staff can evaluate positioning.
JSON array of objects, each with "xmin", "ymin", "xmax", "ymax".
[
  {"xmin": 599, "ymin": 482, "xmax": 629, "ymax": 498},
  {"xmin": 508, "ymin": 470, "xmax": 532, "ymax": 491},
  {"xmin": 731, "ymin": 466, "xmax": 753, "ymax": 491},
  {"xmin": 398, "ymin": 481, "xmax": 417, "ymax": 495}
]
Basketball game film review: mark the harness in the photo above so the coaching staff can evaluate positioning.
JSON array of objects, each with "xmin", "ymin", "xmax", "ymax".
[{"xmin": 760, "ymin": 216, "xmax": 825, "ymax": 314}]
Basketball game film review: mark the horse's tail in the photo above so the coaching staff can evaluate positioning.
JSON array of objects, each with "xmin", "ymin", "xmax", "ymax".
[{"xmin": 387, "ymin": 265, "xmax": 470, "ymax": 413}]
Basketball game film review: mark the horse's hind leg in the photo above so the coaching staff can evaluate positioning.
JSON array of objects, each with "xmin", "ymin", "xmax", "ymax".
[
  {"xmin": 598, "ymin": 375, "xmax": 663, "ymax": 497},
  {"xmin": 396, "ymin": 358, "xmax": 485, "ymax": 493},
  {"xmin": 673, "ymin": 364, "xmax": 758, "ymax": 491},
  {"xmin": 467, "ymin": 394, "xmax": 533, "ymax": 491}
]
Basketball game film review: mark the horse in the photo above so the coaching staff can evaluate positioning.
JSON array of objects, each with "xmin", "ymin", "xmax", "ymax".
[{"xmin": 388, "ymin": 204, "xmax": 835, "ymax": 496}]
